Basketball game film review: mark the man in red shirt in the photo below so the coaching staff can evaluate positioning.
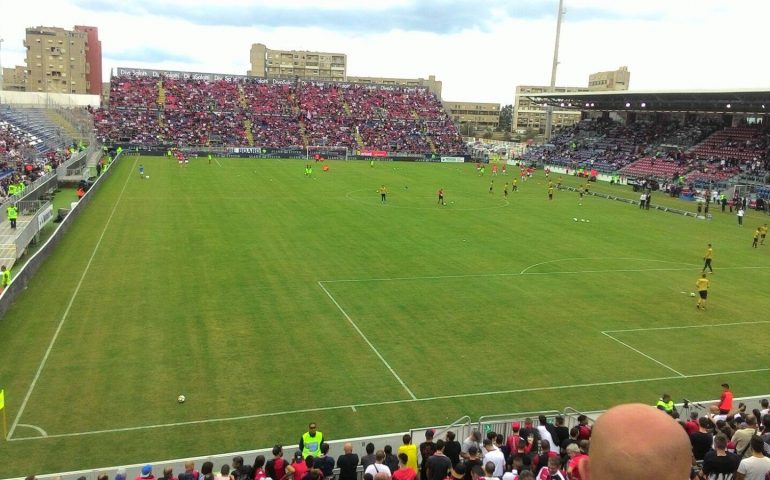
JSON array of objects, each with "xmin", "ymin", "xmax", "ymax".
[
  {"xmin": 393, "ymin": 453, "xmax": 417, "ymax": 480},
  {"xmin": 717, "ymin": 383, "xmax": 733, "ymax": 415}
]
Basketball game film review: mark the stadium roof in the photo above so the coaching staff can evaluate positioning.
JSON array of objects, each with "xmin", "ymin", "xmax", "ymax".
[{"xmin": 524, "ymin": 88, "xmax": 770, "ymax": 114}]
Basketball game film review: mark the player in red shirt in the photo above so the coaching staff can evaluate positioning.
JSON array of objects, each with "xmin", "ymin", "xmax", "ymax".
[{"xmin": 716, "ymin": 383, "xmax": 733, "ymax": 414}]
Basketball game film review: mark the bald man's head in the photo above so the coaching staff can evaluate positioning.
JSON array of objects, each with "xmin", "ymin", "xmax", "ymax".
[
  {"xmin": 578, "ymin": 403, "xmax": 692, "ymax": 480},
  {"xmin": 344, "ymin": 442, "xmax": 353, "ymax": 453}
]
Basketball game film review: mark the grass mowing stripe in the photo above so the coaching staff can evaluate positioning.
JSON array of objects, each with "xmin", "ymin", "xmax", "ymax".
[
  {"xmin": 317, "ymin": 281, "xmax": 417, "ymax": 400},
  {"xmin": 6, "ymin": 156, "xmax": 138, "ymax": 440}
]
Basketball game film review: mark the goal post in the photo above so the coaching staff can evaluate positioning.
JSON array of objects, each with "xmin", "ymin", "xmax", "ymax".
[{"xmin": 306, "ymin": 145, "xmax": 348, "ymax": 161}]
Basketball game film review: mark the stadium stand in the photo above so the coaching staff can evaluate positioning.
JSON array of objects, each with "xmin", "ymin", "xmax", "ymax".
[
  {"xmin": 94, "ymin": 74, "xmax": 465, "ymax": 154},
  {"xmin": 15, "ymin": 395, "xmax": 770, "ymax": 480}
]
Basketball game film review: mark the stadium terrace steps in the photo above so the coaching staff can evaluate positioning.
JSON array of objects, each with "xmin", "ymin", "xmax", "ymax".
[
  {"xmin": 238, "ymin": 84, "xmax": 248, "ymax": 109},
  {"xmin": 157, "ymin": 80, "xmax": 166, "ymax": 107},
  {"xmin": 354, "ymin": 128, "xmax": 365, "ymax": 149},
  {"xmin": 243, "ymin": 119, "xmax": 254, "ymax": 146},
  {"xmin": 43, "ymin": 110, "xmax": 79, "ymax": 142}
]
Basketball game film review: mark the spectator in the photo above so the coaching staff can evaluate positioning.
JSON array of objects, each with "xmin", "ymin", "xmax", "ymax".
[
  {"xmin": 365, "ymin": 450, "xmax": 392, "ymax": 478},
  {"xmin": 733, "ymin": 415, "xmax": 758, "ymax": 458},
  {"xmin": 363, "ymin": 442, "xmax": 378, "ymax": 470},
  {"xmin": 576, "ymin": 404, "xmax": 691, "ymax": 480},
  {"xmin": 136, "ymin": 465, "xmax": 155, "ymax": 480},
  {"xmin": 425, "ymin": 440, "xmax": 452, "ymax": 480},
  {"xmin": 392, "ymin": 453, "xmax": 417, "ymax": 480},
  {"xmin": 736, "ymin": 436, "xmax": 770, "ymax": 480},
  {"xmin": 314, "ymin": 444, "xmax": 334, "ymax": 479},
  {"xmin": 701, "ymin": 433, "xmax": 739, "ymax": 479},
  {"xmin": 384, "ymin": 445, "xmax": 400, "ymax": 474},
  {"xmin": 232, "ymin": 456, "xmax": 254, "ymax": 480},
  {"xmin": 336, "ymin": 443, "xmax": 360, "ymax": 480},
  {"xmin": 253, "ymin": 456, "xmax": 266, "ymax": 480},
  {"xmin": 444, "ymin": 432, "xmax": 462, "ymax": 467},
  {"xmin": 266, "ymin": 445, "xmax": 287, "ymax": 480},
  {"xmin": 399, "ymin": 435, "xmax": 419, "ymax": 472}
]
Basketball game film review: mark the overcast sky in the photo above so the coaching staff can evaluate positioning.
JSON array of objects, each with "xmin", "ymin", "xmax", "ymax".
[{"xmin": 1, "ymin": 0, "xmax": 769, "ymax": 104}]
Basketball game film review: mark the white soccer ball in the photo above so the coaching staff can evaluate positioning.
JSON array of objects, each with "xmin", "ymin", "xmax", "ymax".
[
  {"xmin": 581, "ymin": 219, "xmax": 585, "ymax": 222},
  {"xmin": 690, "ymin": 293, "xmax": 696, "ymax": 297},
  {"xmin": 177, "ymin": 394, "xmax": 186, "ymax": 403},
  {"xmin": 145, "ymin": 176, "xmax": 149, "ymax": 179},
  {"xmin": 573, "ymin": 218, "xmax": 578, "ymax": 222}
]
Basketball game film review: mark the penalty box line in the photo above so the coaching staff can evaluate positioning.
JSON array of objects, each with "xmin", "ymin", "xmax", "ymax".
[
  {"xmin": 317, "ymin": 281, "xmax": 417, "ymax": 400},
  {"xmin": 9, "ymin": 366, "xmax": 770, "ymax": 442},
  {"xmin": 600, "ymin": 320, "xmax": 770, "ymax": 378}
]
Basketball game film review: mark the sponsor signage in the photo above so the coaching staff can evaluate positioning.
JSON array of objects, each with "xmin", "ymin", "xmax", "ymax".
[
  {"xmin": 360, "ymin": 150, "xmax": 388, "ymax": 157},
  {"xmin": 37, "ymin": 204, "xmax": 54, "ymax": 230},
  {"xmin": 440, "ymin": 156, "xmax": 465, "ymax": 163}
]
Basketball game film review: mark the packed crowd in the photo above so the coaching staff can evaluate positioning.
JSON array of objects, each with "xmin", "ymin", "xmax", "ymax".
[
  {"xmin": 94, "ymin": 75, "xmax": 465, "ymax": 155},
  {"xmin": 0, "ymin": 121, "xmax": 73, "ymax": 198},
  {"xmin": 523, "ymin": 118, "xmax": 770, "ymax": 188}
]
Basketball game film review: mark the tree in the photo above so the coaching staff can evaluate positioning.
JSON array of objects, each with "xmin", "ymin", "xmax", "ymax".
[{"xmin": 498, "ymin": 105, "xmax": 513, "ymax": 132}]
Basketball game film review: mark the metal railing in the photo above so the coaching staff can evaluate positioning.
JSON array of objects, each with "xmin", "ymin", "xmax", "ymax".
[{"xmin": 477, "ymin": 410, "xmax": 562, "ymax": 440}]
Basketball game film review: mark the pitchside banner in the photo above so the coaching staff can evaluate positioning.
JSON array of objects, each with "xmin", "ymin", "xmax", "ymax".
[
  {"xmin": 440, "ymin": 157, "xmax": 464, "ymax": 163},
  {"xmin": 360, "ymin": 150, "xmax": 388, "ymax": 157}
]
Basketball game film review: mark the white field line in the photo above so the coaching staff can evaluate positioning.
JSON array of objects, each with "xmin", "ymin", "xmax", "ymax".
[
  {"xmin": 215, "ymin": 158, "xmax": 222, "ymax": 167},
  {"xmin": 7, "ymin": 158, "xmax": 138, "ymax": 441},
  {"xmin": 321, "ymin": 264, "xmax": 770, "ymax": 284},
  {"xmin": 10, "ymin": 366, "xmax": 770, "ymax": 442},
  {"xmin": 601, "ymin": 331, "xmax": 686, "ymax": 377},
  {"xmin": 604, "ymin": 320, "xmax": 770, "ymax": 334},
  {"xmin": 317, "ymin": 281, "xmax": 417, "ymax": 400},
  {"xmin": 519, "ymin": 257, "xmax": 700, "ymax": 274}
]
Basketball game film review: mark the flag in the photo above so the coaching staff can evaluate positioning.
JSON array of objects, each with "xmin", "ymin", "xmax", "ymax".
[{"xmin": 0, "ymin": 389, "xmax": 4, "ymax": 410}]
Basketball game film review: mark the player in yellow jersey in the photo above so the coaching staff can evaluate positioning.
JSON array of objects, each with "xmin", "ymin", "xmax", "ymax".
[
  {"xmin": 761, "ymin": 223, "xmax": 768, "ymax": 245},
  {"xmin": 548, "ymin": 185, "xmax": 554, "ymax": 201},
  {"xmin": 702, "ymin": 243, "xmax": 713, "ymax": 274},
  {"xmin": 753, "ymin": 227, "xmax": 760, "ymax": 248},
  {"xmin": 696, "ymin": 273, "xmax": 710, "ymax": 310},
  {"xmin": 379, "ymin": 185, "xmax": 387, "ymax": 203}
]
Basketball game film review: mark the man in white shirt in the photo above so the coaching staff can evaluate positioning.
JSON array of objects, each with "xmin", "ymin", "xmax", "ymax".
[
  {"xmin": 481, "ymin": 439, "xmax": 505, "ymax": 477},
  {"xmin": 365, "ymin": 450, "xmax": 392, "ymax": 478},
  {"xmin": 737, "ymin": 436, "xmax": 770, "ymax": 480}
]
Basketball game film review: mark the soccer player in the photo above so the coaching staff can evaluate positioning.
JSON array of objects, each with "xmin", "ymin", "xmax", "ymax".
[
  {"xmin": 578, "ymin": 185, "xmax": 584, "ymax": 205},
  {"xmin": 504, "ymin": 183, "xmax": 509, "ymax": 198},
  {"xmin": 761, "ymin": 223, "xmax": 768, "ymax": 245},
  {"xmin": 379, "ymin": 185, "xmax": 387, "ymax": 203},
  {"xmin": 512, "ymin": 178, "xmax": 518, "ymax": 192},
  {"xmin": 208, "ymin": 153, "xmax": 213, "ymax": 165},
  {"xmin": 492, "ymin": 164, "xmax": 498, "ymax": 176},
  {"xmin": 696, "ymin": 273, "xmax": 710, "ymax": 310},
  {"xmin": 557, "ymin": 176, "xmax": 562, "ymax": 189},
  {"xmin": 548, "ymin": 185, "xmax": 554, "ymax": 201},
  {"xmin": 437, "ymin": 188, "xmax": 445, "ymax": 206},
  {"xmin": 753, "ymin": 227, "xmax": 760, "ymax": 248},
  {"xmin": 703, "ymin": 243, "xmax": 714, "ymax": 274},
  {"xmin": 139, "ymin": 164, "xmax": 145, "ymax": 178},
  {"xmin": 489, "ymin": 181, "xmax": 494, "ymax": 194}
]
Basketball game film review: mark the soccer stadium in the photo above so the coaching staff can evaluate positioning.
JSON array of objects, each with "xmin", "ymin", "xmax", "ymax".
[{"xmin": 2, "ymin": 4, "xmax": 770, "ymax": 480}]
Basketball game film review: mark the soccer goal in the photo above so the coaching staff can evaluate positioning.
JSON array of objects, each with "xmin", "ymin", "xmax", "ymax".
[{"xmin": 306, "ymin": 145, "xmax": 349, "ymax": 161}]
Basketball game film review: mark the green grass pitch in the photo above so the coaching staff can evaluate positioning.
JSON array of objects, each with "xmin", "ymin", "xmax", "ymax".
[{"xmin": 1, "ymin": 155, "xmax": 769, "ymax": 477}]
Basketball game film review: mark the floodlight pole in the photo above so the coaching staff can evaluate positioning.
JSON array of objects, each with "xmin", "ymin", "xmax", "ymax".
[{"xmin": 544, "ymin": 0, "xmax": 565, "ymax": 141}]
